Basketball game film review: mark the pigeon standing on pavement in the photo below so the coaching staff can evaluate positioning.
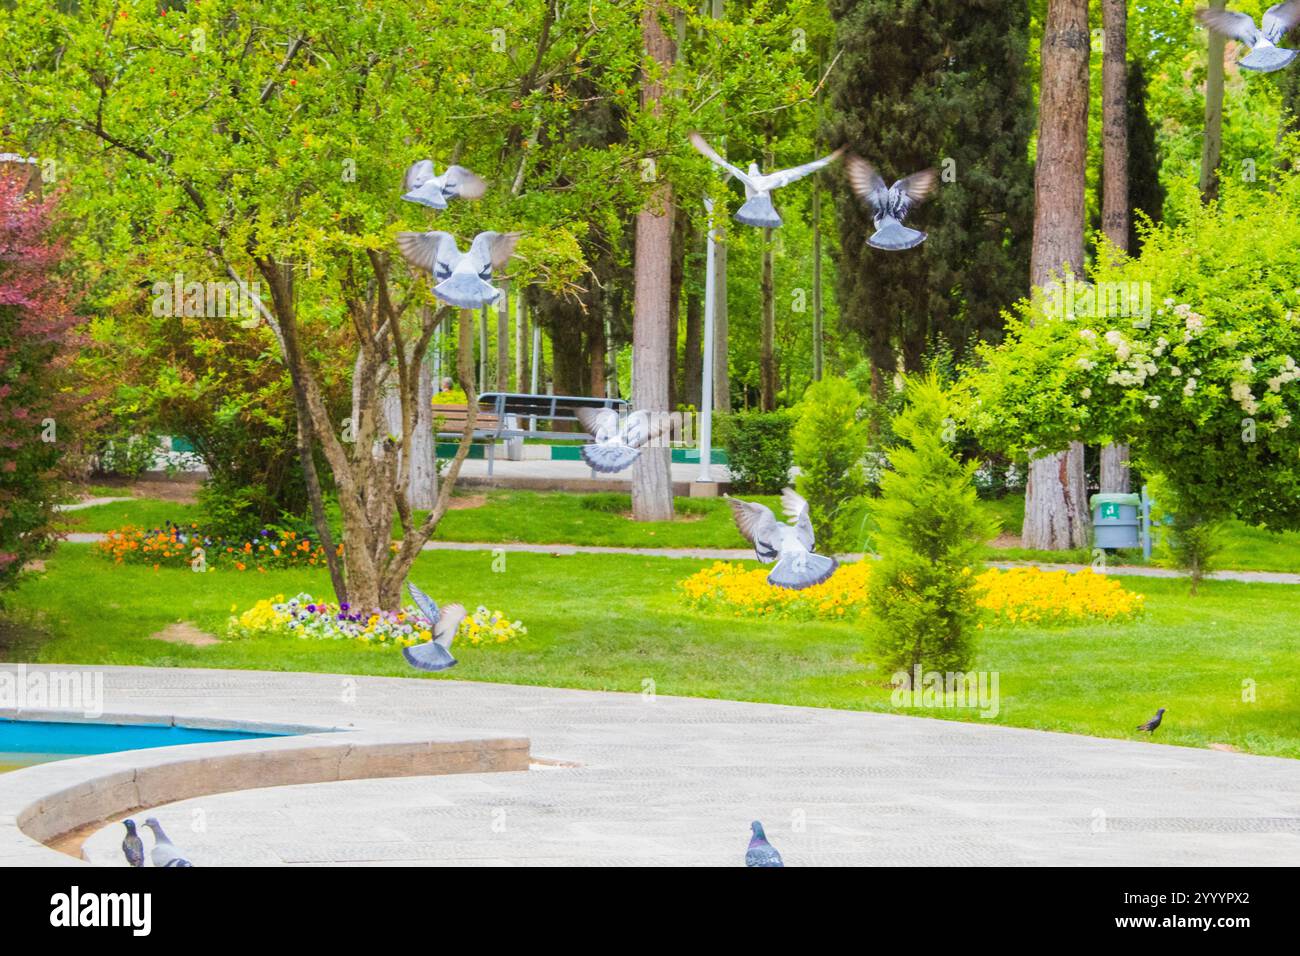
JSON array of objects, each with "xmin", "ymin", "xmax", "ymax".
[
  {"xmin": 121, "ymin": 819, "xmax": 144, "ymax": 868},
  {"xmin": 401, "ymin": 159, "xmax": 488, "ymax": 209},
  {"xmin": 143, "ymin": 818, "xmax": 194, "ymax": 867},
  {"xmin": 690, "ymin": 132, "xmax": 844, "ymax": 229},
  {"xmin": 727, "ymin": 488, "xmax": 839, "ymax": 590},
  {"xmin": 395, "ymin": 230, "xmax": 522, "ymax": 310},
  {"xmin": 574, "ymin": 407, "xmax": 670, "ymax": 474},
  {"xmin": 1197, "ymin": 3, "xmax": 1300, "ymax": 73},
  {"xmin": 746, "ymin": 821, "xmax": 784, "ymax": 867},
  {"xmin": 1137, "ymin": 707, "xmax": 1166, "ymax": 735},
  {"xmin": 402, "ymin": 582, "xmax": 467, "ymax": 672},
  {"xmin": 845, "ymin": 155, "xmax": 938, "ymax": 251}
]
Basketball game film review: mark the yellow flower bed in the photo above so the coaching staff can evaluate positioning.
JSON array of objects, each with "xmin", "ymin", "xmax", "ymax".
[
  {"xmin": 680, "ymin": 562, "xmax": 1143, "ymax": 625},
  {"xmin": 973, "ymin": 566, "xmax": 1144, "ymax": 625}
]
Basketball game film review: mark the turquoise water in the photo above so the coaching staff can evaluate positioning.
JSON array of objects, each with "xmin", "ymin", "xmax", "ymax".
[{"xmin": 0, "ymin": 718, "xmax": 283, "ymax": 773}]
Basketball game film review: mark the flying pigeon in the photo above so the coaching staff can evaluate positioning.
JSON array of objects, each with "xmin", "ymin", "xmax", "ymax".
[
  {"xmin": 746, "ymin": 821, "xmax": 784, "ymax": 867},
  {"xmin": 143, "ymin": 817, "xmax": 193, "ymax": 867},
  {"xmin": 690, "ymin": 132, "xmax": 844, "ymax": 229},
  {"xmin": 574, "ymin": 407, "xmax": 670, "ymax": 474},
  {"xmin": 845, "ymin": 155, "xmax": 938, "ymax": 251},
  {"xmin": 401, "ymin": 159, "xmax": 488, "ymax": 209},
  {"xmin": 1197, "ymin": 2, "xmax": 1300, "ymax": 72},
  {"xmin": 121, "ymin": 819, "xmax": 144, "ymax": 868},
  {"xmin": 402, "ymin": 582, "xmax": 467, "ymax": 672},
  {"xmin": 727, "ymin": 488, "xmax": 839, "ymax": 590},
  {"xmin": 1137, "ymin": 707, "xmax": 1166, "ymax": 735},
  {"xmin": 395, "ymin": 230, "xmax": 522, "ymax": 310}
]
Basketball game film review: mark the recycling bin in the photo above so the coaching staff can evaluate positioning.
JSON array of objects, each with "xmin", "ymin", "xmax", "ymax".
[{"xmin": 1091, "ymin": 492, "xmax": 1141, "ymax": 549}]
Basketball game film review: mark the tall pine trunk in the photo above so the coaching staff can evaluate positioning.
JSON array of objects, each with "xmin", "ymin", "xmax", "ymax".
[
  {"xmin": 1023, "ymin": 0, "xmax": 1090, "ymax": 550},
  {"xmin": 1099, "ymin": 0, "xmax": 1130, "ymax": 494},
  {"xmin": 632, "ymin": 1, "xmax": 675, "ymax": 521},
  {"xmin": 1200, "ymin": 0, "xmax": 1226, "ymax": 203}
]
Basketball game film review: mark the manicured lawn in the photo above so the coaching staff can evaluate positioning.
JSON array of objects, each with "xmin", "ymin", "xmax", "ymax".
[
  {"xmin": 5, "ymin": 544, "xmax": 1298, "ymax": 759},
  {"xmin": 61, "ymin": 497, "xmax": 203, "ymax": 534}
]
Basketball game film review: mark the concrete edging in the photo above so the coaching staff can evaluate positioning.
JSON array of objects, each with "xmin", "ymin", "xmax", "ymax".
[{"xmin": 0, "ymin": 710, "xmax": 529, "ymax": 865}]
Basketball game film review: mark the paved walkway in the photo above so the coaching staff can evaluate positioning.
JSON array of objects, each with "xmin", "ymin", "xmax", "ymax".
[{"xmin": 18, "ymin": 666, "xmax": 1292, "ymax": 866}]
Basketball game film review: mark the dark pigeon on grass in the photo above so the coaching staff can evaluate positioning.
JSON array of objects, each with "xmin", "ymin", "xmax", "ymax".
[
  {"xmin": 574, "ymin": 407, "xmax": 671, "ymax": 474},
  {"xmin": 402, "ymin": 582, "xmax": 467, "ymax": 672},
  {"xmin": 1137, "ymin": 707, "xmax": 1166, "ymax": 735},
  {"xmin": 143, "ymin": 818, "xmax": 193, "ymax": 867},
  {"xmin": 395, "ymin": 230, "xmax": 521, "ymax": 310},
  {"xmin": 727, "ymin": 488, "xmax": 838, "ymax": 591},
  {"xmin": 121, "ymin": 819, "xmax": 144, "ymax": 868},
  {"xmin": 746, "ymin": 821, "xmax": 784, "ymax": 867},
  {"xmin": 845, "ymin": 155, "xmax": 938, "ymax": 251},
  {"xmin": 1197, "ymin": 2, "xmax": 1300, "ymax": 73},
  {"xmin": 401, "ymin": 159, "xmax": 488, "ymax": 209}
]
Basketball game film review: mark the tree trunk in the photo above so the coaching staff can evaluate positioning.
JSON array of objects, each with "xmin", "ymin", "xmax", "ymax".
[
  {"xmin": 590, "ymin": 320, "xmax": 607, "ymax": 398},
  {"xmin": 1023, "ymin": 0, "xmax": 1091, "ymax": 550},
  {"xmin": 812, "ymin": 171, "xmax": 824, "ymax": 381},
  {"xmin": 1100, "ymin": 0, "xmax": 1131, "ymax": 494},
  {"xmin": 683, "ymin": 229, "xmax": 704, "ymax": 408},
  {"xmin": 632, "ymin": 0, "xmax": 675, "ymax": 521},
  {"xmin": 760, "ymin": 225, "xmax": 776, "ymax": 410},
  {"xmin": 1200, "ymin": 0, "xmax": 1226, "ymax": 203},
  {"xmin": 709, "ymin": 0, "xmax": 730, "ymax": 414},
  {"xmin": 496, "ymin": 283, "xmax": 509, "ymax": 391},
  {"xmin": 515, "ymin": 292, "xmax": 528, "ymax": 390}
]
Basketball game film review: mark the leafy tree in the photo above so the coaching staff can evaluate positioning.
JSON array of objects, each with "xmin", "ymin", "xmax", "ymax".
[
  {"xmin": 868, "ymin": 374, "xmax": 995, "ymax": 679},
  {"xmin": 792, "ymin": 376, "xmax": 867, "ymax": 552},
  {"xmin": 826, "ymin": 0, "xmax": 1034, "ymax": 384},
  {"xmin": 0, "ymin": 174, "xmax": 84, "ymax": 597}
]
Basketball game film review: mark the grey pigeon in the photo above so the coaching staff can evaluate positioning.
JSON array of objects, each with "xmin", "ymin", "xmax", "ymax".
[
  {"xmin": 574, "ymin": 407, "xmax": 670, "ymax": 474},
  {"xmin": 746, "ymin": 821, "xmax": 784, "ymax": 867},
  {"xmin": 121, "ymin": 819, "xmax": 144, "ymax": 868},
  {"xmin": 402, "ymin": 582, "xmax": 467, "ymax": 672},
  {"xmin": 690, "ymin": 132, "xmax": 844, "ymax": 229},
  {"xmin": 727, "ymin": 488, "xmax": 838, "ymax": 590},
  {"xmin": 1137, "ymin": 707, "xmax": 1166, "ymax": 735},
  {"xmin": 143, "ymin": 817, "xmax": 193, "ymax": 867},
  {"xmin": 1197, "ymin": 2, "xmax": 1300, "ymax": 72},
  {"xmin": 845, "ymin": 155, "xmax": 938, "ymax": 251},
  {"xmin": 401, "ymin": 159, "xmax": 488, "ymax": 209},
  {"xmin": 395, "ymin": 230, "xmax": 521, "ymax": 310}
]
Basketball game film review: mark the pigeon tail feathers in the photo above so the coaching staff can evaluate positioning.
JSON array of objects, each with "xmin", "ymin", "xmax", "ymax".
[
  {"xmin": 767, "ymin": 552, "xmax": 838, "ymax": 590},
  {"xmin": 1240, "ymin": 45, "xmax": 1299, "ymax": 71},
  {"xmin": 734, "ymin": 194, "xmax": 784, "ymax": 229},
  {"xmin": 402, "ymin": 186, "xmax": 450, "ymax": 209},
  {"xmin": 868, "ymin": 218, "xmax": 927, "ymax": 251},
  {"xmin": 581, "ymin": 443, "xmax": 641, "ymax": 474},
  {"xmin": 402, "ymin": 642, "xmax": 458, "ymax": 672}
]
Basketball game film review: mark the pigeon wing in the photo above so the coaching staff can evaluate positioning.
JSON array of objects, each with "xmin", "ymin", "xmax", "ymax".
[
  {"xmin": 444, "ymin": 164, "xmax": 488, "ymax": 200},
  {"xmin": 845, "ymin": 155, "xmax": 891, "ymax": 213},
  {"xmin": 760, "ymin": 145, "xmax": 846, "ymax": 190},
  {"xmin": 1264, "ymin": 1, "xmax": 1300, "ymax": 41},
  {"xmin": 407, "ymin": 581, "xmax": 441, "ymax": 626},
  {"xmin": 396, "ymin": 231, "xmax": 458, "ymax": 275},
  {"xmin": 433, "ymin": 603, "xmax": 466, "ymax": 650},
  {"xmin": 1197, "ymin": 8, "xmax": 1262, "ymax": 44},
  {"xmin": 466, "ymin": 231, "xmax": 522, "ymax": 274},
  {"xmin": 402, "ymin": 159, "xmax": 435, "ymax": 192},
  {"xmin": 576, "ymin": 406, "xmax": 619, "ymax": 441},
  {"xmin": 780, "ymin": 486, "xmax": 816, "ymax": 551},
  {"xmin": 689, "ymin": 131, "xmax": 753, "ymax": 185},
  {"xmin": 894, "ymin": 168, "xmax": 938, "ymax": 205},
  {"xmin": 623, "ymin": 409, "xmax": 672, "ymax": 449},
  {"xmin": 727, "ymin": 497, "xmax": 781, "ymax": 562}
]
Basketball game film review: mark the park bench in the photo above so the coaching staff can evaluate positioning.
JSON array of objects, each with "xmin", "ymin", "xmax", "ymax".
[{"xmin": 435, "ymin": 391, "xmax": 629, "ymax": 476}]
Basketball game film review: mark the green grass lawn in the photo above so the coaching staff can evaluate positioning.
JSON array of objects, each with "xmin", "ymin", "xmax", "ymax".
[
  {"xmin": 61, "ymin": 487, "xmax": 1300, "ymax": 574},
  {"xmin": 5, "ymin": 543, "xmax": 1298, "ymax": 759}
]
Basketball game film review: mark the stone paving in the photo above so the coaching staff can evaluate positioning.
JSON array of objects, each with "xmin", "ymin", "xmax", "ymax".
[{"xmin": 16, "ymin": 665, "xmax": 1291, "ymax": 867}]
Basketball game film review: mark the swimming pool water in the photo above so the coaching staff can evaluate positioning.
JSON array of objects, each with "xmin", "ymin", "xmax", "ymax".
[{"xmin": 0, "ymin": 718, "xmax": 283, "ymax": 772}]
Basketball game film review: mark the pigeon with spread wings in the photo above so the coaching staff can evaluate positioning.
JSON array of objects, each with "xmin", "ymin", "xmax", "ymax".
[
  {"xmin": 690, "ymin": 132, "xmax": 844, "ymax": 229},
  {"xmin": 727, "ymin": 488, "xmax": 838, "ymax": 590},
  {"xmin": 395, "ymin": 230, "xmax": 521, "ymax": 310},
  {"xmin": 401, "ymin": 159, "xmax": 488, "ymax": 209},
  {"xmin": 845, "ymin": 155, "xmax": 938, "ymax": 251},
  {"xmin": 1197, "ymin": 2, "xmax": 1300, "ymax": 72},
  {"xmin": 402, "ymin": 582, "xmax": 467, "ymax": 672},
  {"xmin": 575, "ymin": 407, "xmax": 670, "ymax": 474}
]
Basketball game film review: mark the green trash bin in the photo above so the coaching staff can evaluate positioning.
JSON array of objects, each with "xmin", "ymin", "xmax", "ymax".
[{"xmin": 1091, "ymin": 492, "xmax": 1141, "ymax": 549}]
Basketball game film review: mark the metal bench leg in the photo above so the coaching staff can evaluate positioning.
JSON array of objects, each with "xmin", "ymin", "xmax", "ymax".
[{"xmin": 488, "ymin": 440, "xmax": 495, "ymax": 477}]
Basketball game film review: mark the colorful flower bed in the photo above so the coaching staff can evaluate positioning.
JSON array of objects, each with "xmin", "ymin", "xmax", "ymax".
[
  {"xmin": 680, "ymin": 561, "xmax": 1143, "ymax": 625},
  {"xmin": 98, "ymin": 523, "xmax": 336, "ymax": 572},
  {"xmin": 227, "ymin": 593, "xmax": 527, "ymax": 648}
]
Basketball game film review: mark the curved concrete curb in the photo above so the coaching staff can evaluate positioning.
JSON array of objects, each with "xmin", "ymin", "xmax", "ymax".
[{"xmin": 0, "ymin": 711, "xmax": 528, "ymax": 866}]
